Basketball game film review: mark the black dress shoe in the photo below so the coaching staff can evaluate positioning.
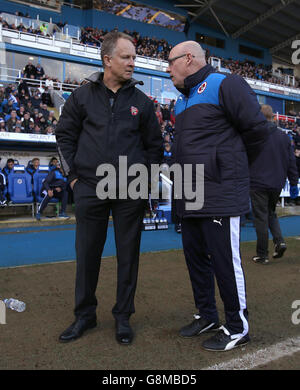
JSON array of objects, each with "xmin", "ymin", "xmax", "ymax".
[
  {"xmin": 115, "ymin": 319, "xmax": 133, "ymax": 345},
  {"xmin": 59, "ymin": 317, "xmax": 97, "ymax": 343}
]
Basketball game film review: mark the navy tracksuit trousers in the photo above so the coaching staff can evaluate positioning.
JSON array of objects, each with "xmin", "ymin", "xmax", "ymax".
[{"xmin": 181, "ymin": 216, "xmax": 249, "ymax": 337}]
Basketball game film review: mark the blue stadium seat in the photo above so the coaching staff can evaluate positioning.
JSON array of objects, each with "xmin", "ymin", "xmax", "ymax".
[
  {"xmin": 7, "ymin": 165, "xmax": 35, "ymax": 217},
  {"xmin": 7, "ymin": 166, "xmax": 34, "ymax": 204}
]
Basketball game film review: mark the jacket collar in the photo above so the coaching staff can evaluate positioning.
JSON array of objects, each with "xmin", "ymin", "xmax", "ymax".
[
  {"xmin": 177, "ymin": 64, "xmax": 214, "ymax": 96},
  {"xmin": 85, "ymin": 71, "xmax": 143, "ymax": 90}
]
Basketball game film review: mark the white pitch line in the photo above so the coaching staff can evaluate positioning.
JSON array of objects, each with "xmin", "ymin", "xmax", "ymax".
[{"xmin": 202, "ymin": 336, "xmax": 300, "ymax": 370}]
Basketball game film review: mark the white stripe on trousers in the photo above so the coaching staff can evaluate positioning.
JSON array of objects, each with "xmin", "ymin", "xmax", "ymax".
[
  {"xmin": 229, "ymin": 216, "xmax": 249, "ymax": 338},
  {"xmin": 38, "ymin": 190, "xmax": 48, "ymax": 212}
]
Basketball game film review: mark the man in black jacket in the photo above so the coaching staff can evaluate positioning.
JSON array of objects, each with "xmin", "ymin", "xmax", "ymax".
[
  {"xmin": 167, "ymin": 41, "xmax": 270, "ymax": 352},
  {"xmin": 56, "ymin": 32, "xmax": 163, "ymax": 345},
  {"xmin": 250, "ymin": 105, "xmax": 299, "ymax": 264}
]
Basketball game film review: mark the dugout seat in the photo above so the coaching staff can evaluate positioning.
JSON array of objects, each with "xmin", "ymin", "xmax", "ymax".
[{"xmin": 7, "ymin": 165, "xmax": 35, "ymax": 216}]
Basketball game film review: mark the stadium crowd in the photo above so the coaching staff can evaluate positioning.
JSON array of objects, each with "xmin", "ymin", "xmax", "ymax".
[
  {"xmin": 0, "ymin": 11, "xmax": 299, "ymax": 89},
  {"xmin": 0, "ymin": 79, "xmax": 57, "ymax": 135},
  {"xmin": 0, "ymin": 1, "xmax": 299, "ymax": 212}
]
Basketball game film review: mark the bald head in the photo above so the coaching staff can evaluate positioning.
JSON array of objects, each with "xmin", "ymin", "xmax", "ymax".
[
  {"xmin": 261, "ymin": 104, "xmax": 273, "ymax": 121},
  {"xmin": 174, "ymin": 41, "xmax": 206, "ymax": 62},
  {"xmin": 167, "ymin": 40, "xmax": 207, "ymax": 89}
]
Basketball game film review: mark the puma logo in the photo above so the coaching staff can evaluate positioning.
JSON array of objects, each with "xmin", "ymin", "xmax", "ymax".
[{"xmin": 213, "ymin": 218, "xmax": 222, "ymax": 226}]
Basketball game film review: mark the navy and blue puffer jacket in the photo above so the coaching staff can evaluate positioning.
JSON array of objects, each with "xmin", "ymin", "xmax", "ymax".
[
  {"xmin": 172, "ymin": 64, "xmax": 270, "ymax": 218},
  {"xmin": 41, "ymin": 168, "xmax": 67, "ymax": 193}
]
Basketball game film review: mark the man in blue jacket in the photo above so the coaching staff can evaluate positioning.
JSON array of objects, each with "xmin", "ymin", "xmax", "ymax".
[
  {"xmin": 35, "ymin": 163, "xmax": 70, "ymax": 220},
  {"xmin": 167, "ymin": 41, "xmax": 270, "ymax": 352},
  {"xmin": 250, "ymin": 104, "xmax": 299, "ymax": 264}
]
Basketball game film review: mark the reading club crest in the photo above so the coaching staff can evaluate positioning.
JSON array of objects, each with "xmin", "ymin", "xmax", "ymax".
[
  {"xmin": 197, "ymin": 81, "xmax": 207, "ymax": 94},
  {"xmin": 131, "ymin": 106, "xmax": 139, "ymax": 116}
]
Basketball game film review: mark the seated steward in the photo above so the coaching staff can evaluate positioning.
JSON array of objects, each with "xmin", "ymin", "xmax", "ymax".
[
  {"xmin": 3, "ymin": 158, "xmax": 15, "ymax": 203},
  {"xmin": 36, "ymin": 163, "xmax": 70, "ymax": 220}
]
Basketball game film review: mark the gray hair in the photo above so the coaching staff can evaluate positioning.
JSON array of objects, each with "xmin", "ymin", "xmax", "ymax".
[{"xmin": 101, "ymin": 31, "xmax": 134, "ymax": 67}]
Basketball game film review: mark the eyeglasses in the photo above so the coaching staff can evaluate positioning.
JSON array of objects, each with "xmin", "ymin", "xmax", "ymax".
[{"xmin": 167, "ymin": 53, "xmax": 195, "ymax": 66}]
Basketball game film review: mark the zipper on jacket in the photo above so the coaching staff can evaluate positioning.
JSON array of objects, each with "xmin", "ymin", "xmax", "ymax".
[{"xmin": 175, "ymin": 95, "xmax": 189, "ymax": 160}]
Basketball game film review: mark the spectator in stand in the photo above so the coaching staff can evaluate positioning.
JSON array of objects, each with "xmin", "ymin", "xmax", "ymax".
[
  {"xmin": 36, "ymin": 63, "xmax": 45, "ymax": 80},
  {"xmin": 14, "ymin": 122, "xmax": 24, "ymax": 133},
  {"xmin": 23, "ymin": 62, "xmax": 37, "ymax": 79},
  {"xmin": 39, "ymin": 116, "xmax": 47, "ymax": 132},
  {"xmin": 40, "ymin": 23, "xmax": 48, "ymax": 36},
  {"xmin": 32, "ymin": 92, "xmax": 42, "ymax": 109},
  {"xmin": 17, "ymin": 79, "xmax": 30, "ymax": 96},
  {"xmin": 170, "ymin": 107, "xmax": 176, "ymax": 127},
  {"xmin": 17, "ymin": 105, "xmax": 26, "ymax": 119},
  {"xmin": 51, "ymin": 118, "xmax": 58, "ymax": 130},
  {"xmin": 47, "ymin": 110, "xmax": 56, "ymax": 125},
  {"xmin": 27, "ymin": 120, "xmax": 35, "ymax": 133},
  {"xmin": 161, "ymin": 104, "xmax": 170, "ymax": 121},
  {"xmin": 163, "ymin": 142, "xmax": 172, "ymax": 163},
  {"xmin": 6, "ymin": 109, "xmax": 19, "ymax": 132},
  {"xmin": 155, "ymin": 103, "xmax": 163, "ymax": 126},
  {"xmin": 21, "ymin": 112, "xmax": 34, "ymax": 132},
  {"xmin": 18, "ymin": 93, "xmax": 31, "ymax": 107},
  {"xmin": 42, "ymin": 87, "xmax": 53, "ymax": 106},
  {"xmin": 33, "ymin": 124, "xmax": 42, "ymax": 134},
  {"xmin": 45, "ymin": 76, "xmax": 54, "ymax": 89},
  {"xmin": 0, "ymin": 118, "xmax": 7, "ymax": 131},
  {"xmin": 8, "ymin": 89, "xmax": 19, "ymax": 108},
  {"xmin": 2, "ymin": 99, "xmax": 14, "ymax": 115},
  {"xmin": 45, "ymin": 125, "xmax": 55, "ymax": 135},
  {"xmin": 25, "ymin": 100, "xmax": 34, "ymax": 116},
  {"xmin": 40, "ymin": 103, "xmax": 49, "ymax": 120}
]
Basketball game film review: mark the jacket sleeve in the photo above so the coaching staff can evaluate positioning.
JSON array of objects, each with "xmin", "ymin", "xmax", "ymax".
[
  {"xmin": 55, "ymin": 90, "xmax": 83, "ymax": 184},
  {"xmin": 42, "ymin": 171, "xmax": 54, "ymax": 191},
  {"xmin": 219, "ymin": 74, "xmax": 270, "ymax": 163},
  {"xmin": 140, "ymin": 98, "xmax": 164, "ymax": 167}
]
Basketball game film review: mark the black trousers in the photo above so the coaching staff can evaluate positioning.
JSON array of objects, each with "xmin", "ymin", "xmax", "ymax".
[
  {"xmin": 181, "ymin": 216, "xmax": 249, "ymax": 336},
  {"xmin": 250, "ymin": 189, "xmax": 284, "ymax": 257},
  {"xmin": 73, "ymin": 180, "xmax": 146, "ymax": 321}
]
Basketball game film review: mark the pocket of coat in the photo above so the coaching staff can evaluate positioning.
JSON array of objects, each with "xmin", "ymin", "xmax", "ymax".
[{"xmin": 72, "ymin": 179, "xmax": 80, "ymax": 192}]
